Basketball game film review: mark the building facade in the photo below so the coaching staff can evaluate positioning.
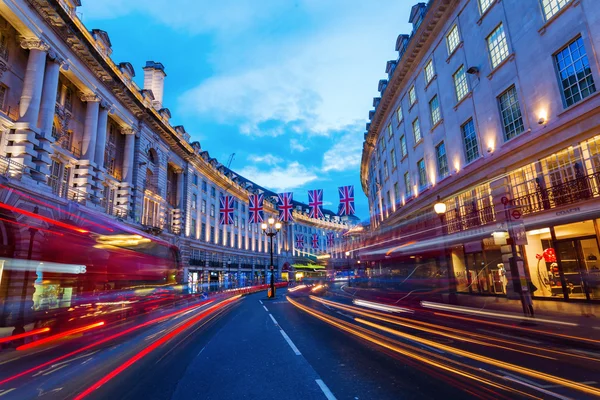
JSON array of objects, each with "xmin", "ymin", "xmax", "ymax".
[
  {"xmin": 0, "ymin": 0, "xmax": 350, "ymax": 307},
  {"xmin": 360, "ymin": 0, "xmax": 600, "ymax": 302}
]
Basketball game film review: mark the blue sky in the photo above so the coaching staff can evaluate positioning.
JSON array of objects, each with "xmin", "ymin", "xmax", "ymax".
[{"xmin": 80, "ymin": 1, "xmax": 412, "ymax": 220}]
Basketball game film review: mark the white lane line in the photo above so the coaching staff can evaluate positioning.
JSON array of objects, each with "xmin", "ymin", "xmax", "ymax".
[
  {"xmin": 0, "ymin": 389, "xmax": 16, "ymax": 397},
  {"xmin": 279, "ymin": 329, "xmax": 302, "ymax": 355},
  {"xmin": 502, "ymin": 375, "xmax": 571, "ymax": 400},
  {"xmin": 569, "ymin": 348, "xmax": 600, "ymax": 358},
  {"xmin": 315, "ymin": 379, "xmax": 337, "ymax": 400},
  {"xmin": 263, "ymin": 305, "xmax": 269, "ymax": 312},
  {"xmin": 259, "ymin": 300, "xmax": 263, "ymax": 305},
  {"xmin": 269, "ymin": 314, "xmax": 278, "ymax": 325},
  {"xmin": 479, "ymin": 329, "xmax": 541, "ymax": 344},
  {"xmin": 197, "ymin": 346, "xmax": 206, "ymax": 357}
]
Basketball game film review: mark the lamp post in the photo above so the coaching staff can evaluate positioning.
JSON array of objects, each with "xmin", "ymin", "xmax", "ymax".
[
  {"xmin": 434, "ymin": 196, "xmax": 457, "ymax": 304},
  {"xmin": 262, "ymin": 217, "xmax": 281, "ymax": 299}
]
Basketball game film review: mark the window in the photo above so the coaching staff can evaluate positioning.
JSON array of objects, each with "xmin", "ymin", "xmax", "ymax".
[
  {"xmin": 210, "ymin": 204, "xmax": 215, "ymax": 217},
  {"xmin": 462, "ymin": 119, "xmax": 480, "ymax": 163},
  {"xmin": 436, "ymin": 142, "xmax": 449, "ymax": 179},
  {"xmin": 193, "ymin": 174, "xmax": 198, "ymax": 185},
  {"xmin": 0, "ymin": 31, "xmax": 8, "ymax": 61},
  {"xmin": 191, "ymin": 219, "xmax": 197, "ymax": 237},
  {"xmin": 396, "ymin": 106, "xmax": 403, "ymax": 123},
  {"xmin": 386, "ymin": 191, "xmax": 391, "ymax": 211},
  {"xmin": 379, "ymin": 136, "xmax": 386, "ymax": 151},
  {"xmin": 387, "ymin": 123, "xmax": 393, "ymax": 139},
  {"xmin": 417, "ymin": 159, "xmax": 427, "ymax": 188},
  {"xmin": 0, "ymin": 85, "xmax": 6, "ymax": 111},
  {"xmin": 210, "ymin": 186, "xmax": 215, "ymax": 197},
  {"xmin": 191, "ymin": 193, "xmax": 197, "ymax": 209},
  {"xmin": 234, "ymin": 216, "xmax": 238, "ymax": 227},
  {"xmin": 498, "ymin": 86, "xmax": 525, "ymax": 141},
  {"xmin": 541, "ymin": 0, "xmax": 571, "ymax": 21},
  {"xmin": 453, "ymin": 65, "xmax": 469, "ymax": 101},
  {"xmin": 424, "ymin": 60, "xmax": 435, "ymax": 84},
  {"xmin": 487, "ymin": 24, "xmax": 509, "ymax": 69},
  {"xmin": 404, "ymin": 172, "xmax": 411, "ymax": 197},
  {"xmin": 201, "ymin": 223, "xmax": 206, "ymax": 240},
  {"xmin": 394, "ymin": 182, "xmax": 400, "ymax": 204},
  {"xmin": 429, "ymin": 95, "xmax": 441, "ymax": 125},
  {"xmin": 555, "ymin": 37, "xmax": 596, "ymax": 107},
  {"xmin": 400, "ymin": 135, "xmax": 407, "ymax": 158},
  {"xmin": 390, "ymin": 148, "xmax": 397, "ymax": 169},
  {"xmin": 201, "ymin": 199, "xmax": 206, "ymax": 213},
  {"xmin": 384, "ymin": 160, "xmax": 389, "ymax": 179},
  {"xmin": 479, "ymin": 0, "xmax": 494, "ymax": 13},
  {"xmin": 412, "ymin": 118, "xmax": 422, "ymax": 143},
  {"xmin": 210, "ymin": 227, "xmax": 215, "ymax": 242},
  {"xmin": 241, "ymin": 204, "xmax": 246, "ymax": 212},
  {"xmin": 446, "ymin": 25, "xmax": 460, "ymax": 55},
  {"xmin": 409, "ymin": 86, "xmax": 417, "ymax": 106},
  {"xmin": 242, "ymin": 218, "xmax": 246, "ymax": 230},
  {"xmin": 202, "ymin": 180, "xmax": 207, "ymax": 192}
]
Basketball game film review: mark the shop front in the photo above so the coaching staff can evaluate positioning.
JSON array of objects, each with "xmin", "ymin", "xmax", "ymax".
[{"xmin": 451, "ymin": 239, "xmax": 505, "ymax": 296}]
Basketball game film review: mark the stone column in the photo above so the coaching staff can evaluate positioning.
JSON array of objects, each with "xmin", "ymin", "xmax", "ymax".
[
  {"xmin": 39, "ymin": 50, "xmax": 66, "ymax": 138},
  {"xmin": 18, "ymin": 39, "xmax": 49, "ymax": 126},
  {"xmin": 176, "ymin": 170, "xmax": 185, "ymax": 208},
  {"xmin": 94, "ymin": 101, "xmax": 110, "ymax": 168},
  {"xmin": 122, "ymin": 130, "xmax": 136, "ymax": 184},
  {"xmin": 80, "ymin": 94, "xmax": 100, "ymax": 162}
]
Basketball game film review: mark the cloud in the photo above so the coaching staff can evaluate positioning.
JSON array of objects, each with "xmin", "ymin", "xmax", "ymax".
[
  {"xmin": 239, "ymin": 162, "xmax": 318, "ymax": 193},
  {"xmin": 290, "ymin": 139, "xmax": 308, "ymax": 152},
  {"xmin": 247, "ymin": 154, "xmax": 283, "ymax": 166},
  {"xmin": 322, "ymin": 130, "xmax": 363, "ymax": 172}
]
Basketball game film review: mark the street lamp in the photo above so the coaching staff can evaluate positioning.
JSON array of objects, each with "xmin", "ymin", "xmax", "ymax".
[
  {"xmin": 262, "ymin": 217, "xmax": 281, "ymax": 298},
  {"xmin": 434, "ymin": 196, "xmax": 457, "ymax": 304}
]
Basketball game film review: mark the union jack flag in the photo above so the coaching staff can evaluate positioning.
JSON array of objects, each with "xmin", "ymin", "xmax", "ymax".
[
  {"xmin": 338, "ymin": 185, "xmax": 355, "ymax": 216},
  {"xmin": 219, "ymin": 195, "xmax": 234, "ymax": 225},
  {"xmin": 277, "ymin": 192, "xmax": 294, "ymax": 222},
  {"xmin": 326, "ymin": 232, "xmax": 335, "ymax": 247},
  {"xmin": 308, "ymin": 189, "xmax": 324, "ymax": 219},
  {"xmin": 312, "ymin": 233, "xmax": 319, "ymax": 249},
  {"xmin": 295, "ymin": 234, "xmax": 304, "ymax": 250},
  {"xmin": 248, "ymin": 193, "xmax": 264, "ymax": 224}
]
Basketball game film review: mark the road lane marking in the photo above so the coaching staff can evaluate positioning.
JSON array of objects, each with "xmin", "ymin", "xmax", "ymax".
[
  {"xmin": 315, "ymin": 379, "xmax": 337, "ymax": 400},
  {"xmin": 279, "ymin": 329, "xmax": 301, "ymax": 356},
  {"xmin": 0, "ymin": 389, "xmax": 16, "ymax": 397},
  {"xmin": 197, "ymin": 346, "xmax": 205, "ymax": 357},
  {"xmin": 263, "ymin": 305, "xmax": 269, "ymax": 312},
  {"xmin": 502, "ymin": 375, "xmax": 571, "ymax": 400},
  {"xmin": 259, "ymin": 300, "xmax": 263, "ymax": 305},
  {"xmin": 479, "ymin": 329, "xmax": 541, "ymax": 344},
  {"xmin": 269, "ymin": 314, "xmax": 278, "ymax": 325}
]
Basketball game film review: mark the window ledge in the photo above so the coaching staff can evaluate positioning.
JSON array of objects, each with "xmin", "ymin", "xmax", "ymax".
[
  {"xmin": 424, "ymin": 74, "xmax": 437, "ymax": 92},
  {"xmin": 413, "ymin": 139, "xmax": 423, "ymax": 148},
  {"xmin": 453, "ymin": 91, "xmax": 472, "ymax": 111},
  {"xmin": 538, "ymin": 0, "xmax": 580, "ymax": 35},
  {"xmin": 556, "ymin": 90, "xmax": 600, "ymax": 117},
  {"xmin": 391, "ymin": 166, "xmax": 398, "ymax": 173},
  {"xmin": 446, "ymin": 41, "xmax": 464, "ymax": 64},
  {"xmin": 396, "ymin": 119, "xmax": 404, "ymax": 128},
  {"xmin": 408, "ymin": 100, "xmax": 418, "ymax": 112},
  {"xmin": 487, "ymin": 53, "xmax": 516, "ymax": 80},
  {"xmin": 401, "ymin": 154, "xmax": 408, "ymax": 162},
  {"xmin": 476, "ymin": 0, "xmax": 501, "ymax": 25},
  {"xmin": 430, "ymin": 118, "xmax": 444, "ymax": 132}
]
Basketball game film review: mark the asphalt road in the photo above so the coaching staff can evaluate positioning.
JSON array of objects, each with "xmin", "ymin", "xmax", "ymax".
[{"xmin": 1, "ymin": 285, "xmax": 599, "ymax": 399}]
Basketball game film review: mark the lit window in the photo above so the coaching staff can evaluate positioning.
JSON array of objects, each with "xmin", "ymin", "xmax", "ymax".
[
  {"xmin": 555, "ymin": 37, "xmax": 596, "ymax": 108},
  {"xmin": 396, "ymin": 106, "xmax": 403, "ymax": 123},
  {"xmin": 191, "ymin": 219, "xmax": 196, "ymax": 237},
  {"xmin": 210, "ymin": 204, "xmax": 215, "ymax": 217},
  {"xmin": 387, "ymin": 123, "xmax": 393, "ymax": 139},
  {"xmin": 400, "ymin": 135, "xmax": 407, "ymax": 158},
  {"xmin": 380, "ymin": 136, "xmax": 386, "ymax": 151},
  {"xmin": 424, "ymin": 60, "xmax": 435, "ymax": 84},
  {"xmin": 412, "ymin": 118, "xmax": 422, "ymax": 143},
  {"xmin": 409, "ymin": 86, "xmax": 417, "ymax": 106},
  {"xmin": 404, "ymin": 172, "xmax": 411, "ymax": 197},
  {"xmin": 417, "ymin": 159, "xmax": 427, "ymax": 188},
  {"xmin": 191, "ymin": 193, "xmax": 197, "ymax": 209},
  {"xmin": 462, "ymin": 119, "xmax": 480, "ymax": 163},
  {"xmin": 201, "ymin": 200, "xmax": 206, "ymax": 213},
  {"xmin": 429, "ymin": 95, "xmax": 441, "ymax": 125},
  {"xmin": 487, "ymin": 24, "xmax": 509, "ymax": 69},
  {"xmin": 384, "ymin": 160, "xmax": 389, "ymax": 179},
  {"xmin": 394, "ymin": 182, "xmax": 400, "ymax": 204},
  {"xmin": 498, "ymin": 86, "xmax": 524, "ymax": 141},
  {"xmin": 479, "ymin": 0, "xmax": 493, "ymax": 14},
  {"xmin": 453, "ymin": 65, "xmax": 469, "ymax": 101},
  {"xmin": 446, "ymin": 25, "xmax": 460, "ymax": 55},
  {"xmin": 390, "ymin": 148, "xmax": 397, "ymax": 169},
  {"xmin": 436, "ymin": 142, "xmax": 449, "ymax": 179},
  {"xmin": 541, "ymin": 0, "xmax": 571, "ymax": 21}
]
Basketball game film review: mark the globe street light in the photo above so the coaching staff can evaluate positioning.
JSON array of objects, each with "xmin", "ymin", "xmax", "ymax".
[
  {"xmin": 434, "ymin": 196, "xmax": 457, "ymax": 304},
  {"xmin": 262, "ymin": 217, "xmax": 281, "ymax": 298}
]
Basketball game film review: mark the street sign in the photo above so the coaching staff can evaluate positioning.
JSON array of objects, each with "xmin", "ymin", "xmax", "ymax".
[
  {"xmin": 510, "ymin": 221, "xmax": 528, "ymax": 246},
  {"xmin": 511, "ymin": 209, "xmax": 522, "ymax": 220}
]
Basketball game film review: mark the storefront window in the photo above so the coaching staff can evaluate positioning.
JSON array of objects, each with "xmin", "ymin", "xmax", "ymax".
[{"xmin": 451, "ymin": 246, "xmax": 469, "ymax": 293}]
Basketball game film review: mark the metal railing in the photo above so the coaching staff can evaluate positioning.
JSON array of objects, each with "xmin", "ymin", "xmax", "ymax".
[
  {"xmin": 0, "ymin": 154, "xmax": 26, "ymax": 179},
  {"xmin": 445, "ymin": 203, "xmax": 496, "ymax": 234}
]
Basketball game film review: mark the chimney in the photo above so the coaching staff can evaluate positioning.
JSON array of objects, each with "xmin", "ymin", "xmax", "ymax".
[{"xmin": 143, "ymin": 61, "xmax": 166, "ymax": 110}]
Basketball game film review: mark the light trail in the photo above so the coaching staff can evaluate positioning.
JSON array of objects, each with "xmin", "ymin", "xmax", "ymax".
[
  {"xmin": 73, "ymin": 295, "xmax": 241, "ymax": 399},
  {"xmin": 0, "ymin": 328, "xmax": 50, "ymax": 344},
  {"xmin": 16, "ymin": 322, "xmax": 105, "ymax": 351}
]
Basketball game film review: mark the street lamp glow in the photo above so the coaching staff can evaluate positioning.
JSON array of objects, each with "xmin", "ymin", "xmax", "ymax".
[
  {"xmin": 261, "ymin": 223, "xmax": 267, "ymax": 231},
  {"xmin": 434, "ymin": 197, "xmax": 446, "ymax": 215},
  {"xmin": 275, "ymin": 222, "xmax": 282, "ymax": 230},
  {"xmin": 345, "ymin": 251, "xmax": 350, "ymax": 256}
]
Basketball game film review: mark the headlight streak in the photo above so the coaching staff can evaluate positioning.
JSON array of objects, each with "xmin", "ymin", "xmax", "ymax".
[
  {"xmin": 353, "ymin": 299, "xmax": 413, "ymax": 314},
  {"xmin": 311, "ymin": 296, "xmax": 600, "ymax": 363},
  {"xmin": 356, "ymin": 318, "xmax": 600, "ymax": 397},
  {"xmin": 73, "ymin": 295, "xmax": 241, "ymax": 399},
  {"xmin": 287, "ymin": 296, "xmax": 538, "ymax": 399}
]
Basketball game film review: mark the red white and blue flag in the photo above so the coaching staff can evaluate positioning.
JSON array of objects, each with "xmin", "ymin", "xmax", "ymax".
[
  {"xmin": 326, "ymin": 232, "xmax": 335, "ymax": 247},
  {"xmin": 295, "ymin": 234, "xmax": 304, "ymax": 250},
  {"xmin": 308, "ymin": 189, "xmax": 324, "ymax": 219},
  {"xmin": 312, "ymin": 233, "xmax": 319, "ymax": 249},
  {"xmin": 277, "ymin": 192, "xmax": 294, "ymax": 222},
  {"xmin": 219, "ymin": 195, "xmax": 234, "ymax": 225},
  {"xmin": 338, "ymin": 185, "xmax": 355, "ymax": 216},
  {"xmin": 248, "ymin": 193, "xmax": 264, "ymax": 224}
]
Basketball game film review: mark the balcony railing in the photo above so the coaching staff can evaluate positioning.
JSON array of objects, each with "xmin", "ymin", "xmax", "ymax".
[
  {"xmin": 189, "ymin": 258, "xmax": 205, "ymax": 267},
  {"xmin": 445, "ymin": 203, "xmax": 496, "ymax": 234},
  {"xmin": 0, "ymin": 154, "xmax": 25, "ymax": 179},
  {"xmin": 512, "ymin": 170, "xmax": 600, "ymax": 216}
]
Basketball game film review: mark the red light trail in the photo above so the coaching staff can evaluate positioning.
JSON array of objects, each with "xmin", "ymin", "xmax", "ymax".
[
  {"xmin": 0, "ymin": 327, "xmax": 51, "ymax": 344},
  {"xmin": 16, "ymin": 322, "xmax": 105, "ymax": 351},
  {"xmin": 0, "ymin": 202, "xmax": 89, "ymax": 234}
]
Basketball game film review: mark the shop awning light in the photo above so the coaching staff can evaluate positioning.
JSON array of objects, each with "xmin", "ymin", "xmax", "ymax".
[{"xmin": 526, "ymin": 228, "xmax": 550, "ymax": 236}]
